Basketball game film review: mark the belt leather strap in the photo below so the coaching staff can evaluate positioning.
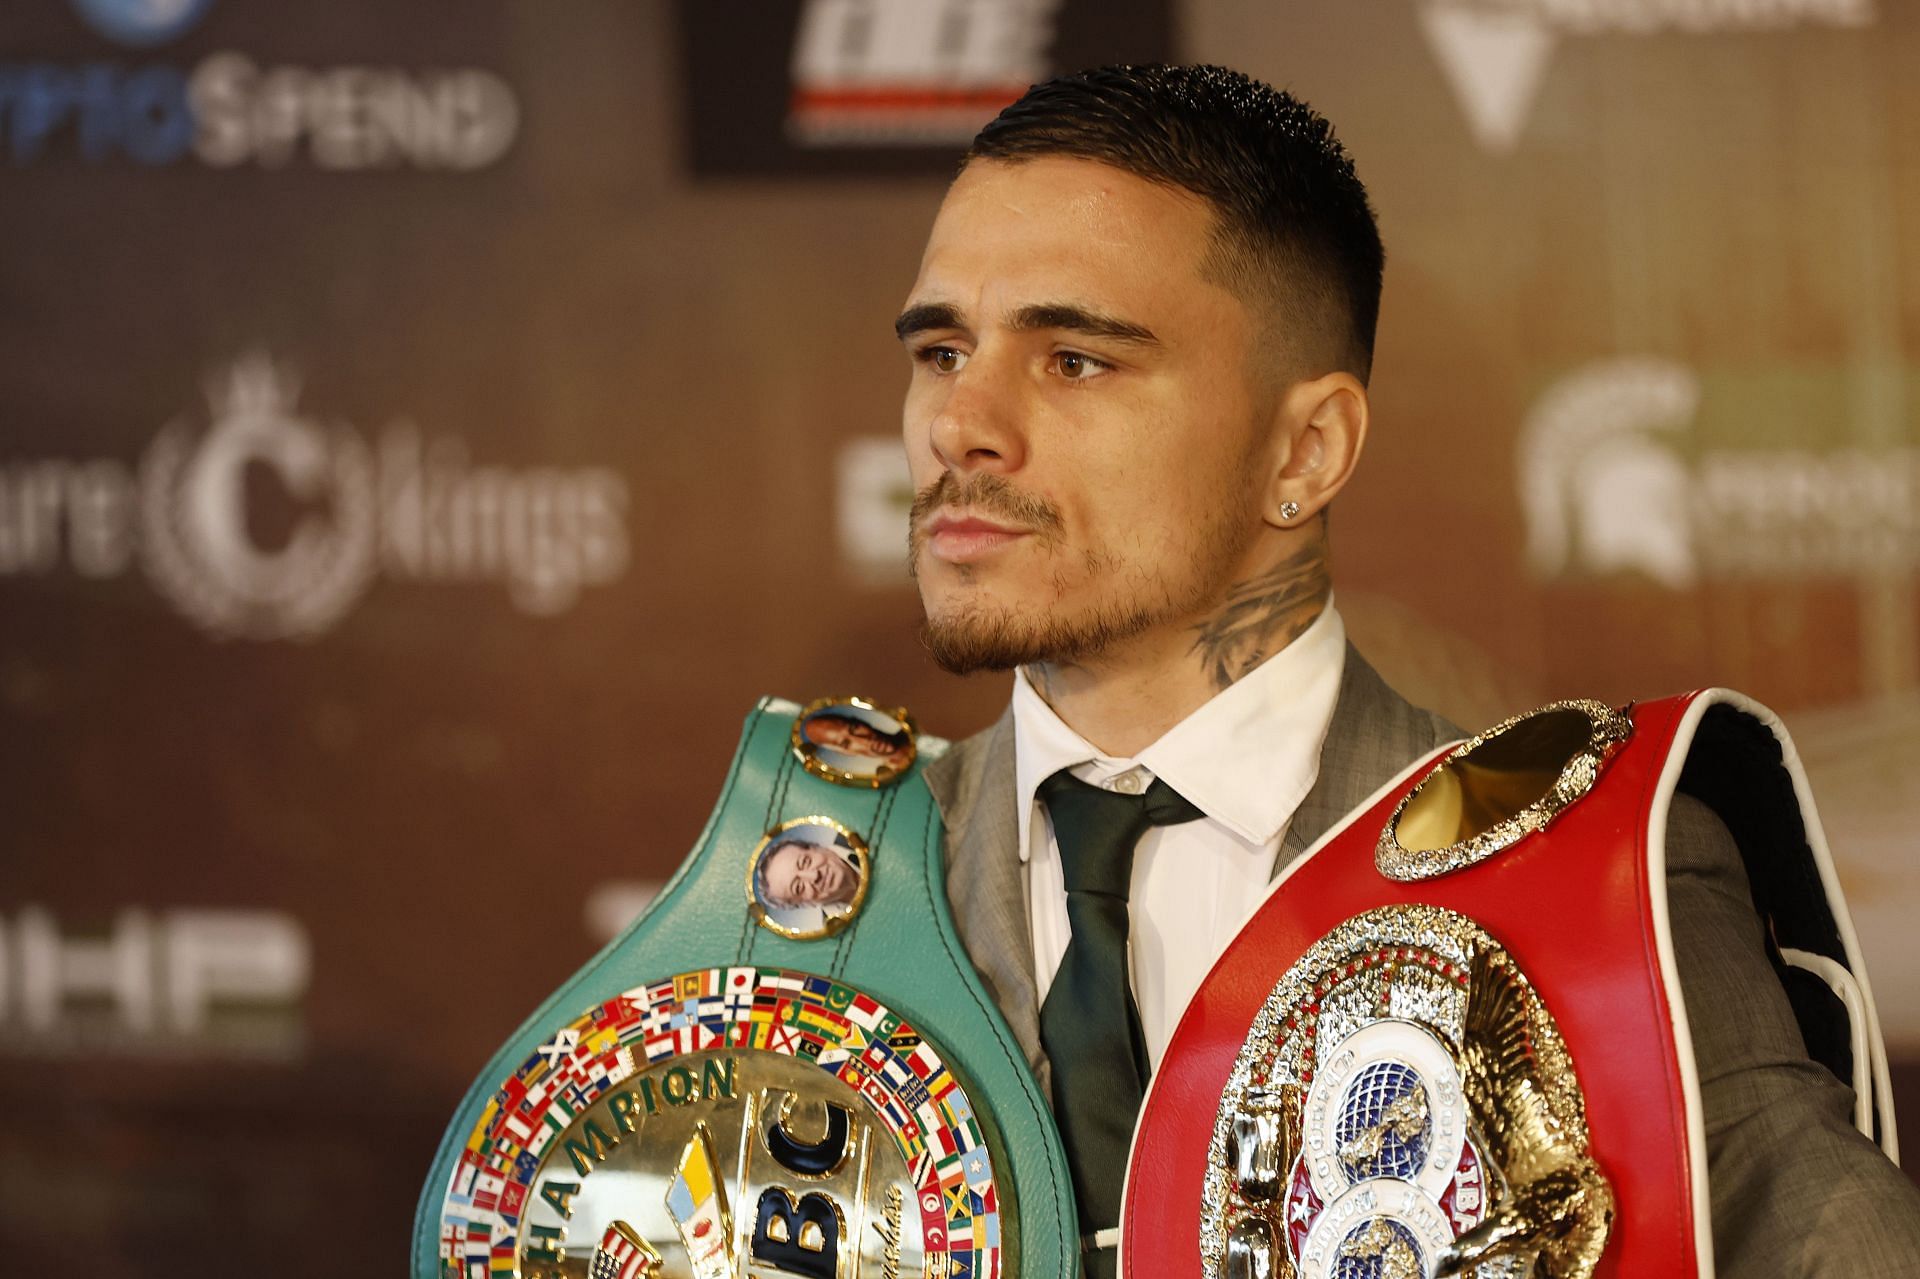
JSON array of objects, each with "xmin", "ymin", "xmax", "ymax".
[
  {"xmin": 412, "ymin": 696, "xmax": 1075, "ymax": 1278},
  {"xmin": 1122, "ymin": 689, "xmax": 1897, "ymax": 1279}
]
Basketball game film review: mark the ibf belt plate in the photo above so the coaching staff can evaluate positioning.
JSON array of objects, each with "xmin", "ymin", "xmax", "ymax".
[
  {"xmin": 1204, "ymin": 905, "xmax": 1613, "ymax": 1279},
  {"xmin": 439, "ymin": 967, "xmax": 1003, "ymax": 1279}
]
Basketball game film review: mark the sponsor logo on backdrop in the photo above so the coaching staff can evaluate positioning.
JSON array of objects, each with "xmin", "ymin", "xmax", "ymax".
[
  {"xmin": 0, "ymin": 0, "xmax": 517, "ymax": 168},
  {"xmin": 788, "ymin": 0, "xmax": 1061, "ymax": 145},
  {"xmin": 140, "ymin": 361, "xmax": 379, "ymax": 639},
  {"xmin": 835, "ymin": 435, "xmax": 914, "ymax": 582},
  {"xmin": 1418, "ymin": 0, "xmax": 1875, "ymax": 151},
  {"xmin": 1521, "ymin": 356, "xmax": 1920, "ymax": 584},
  {"xmin": 0, "ymin": 906, "xmax": 309, "ymax": 1059},
  {"xmin": 0, "ymin": 355, "xmax": 631, "ymax": 639},
  {"xmin": 70, "ymin": 0, "xmax": 213, "ymax": 46}
]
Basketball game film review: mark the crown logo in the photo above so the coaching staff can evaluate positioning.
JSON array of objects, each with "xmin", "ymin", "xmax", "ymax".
[{"xmin": 203, "ymin": 353, "xmax": 301, "ymax": 421}]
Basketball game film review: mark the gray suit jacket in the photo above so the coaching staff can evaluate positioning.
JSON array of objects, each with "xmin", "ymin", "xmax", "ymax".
[{"xmin": 923, "ymin": 646, "xmax": 1920, "ymax": 1276}]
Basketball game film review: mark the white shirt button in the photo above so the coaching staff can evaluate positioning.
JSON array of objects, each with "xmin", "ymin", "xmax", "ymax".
[{"xmin": 1110, "ymin": 772, "xmax": 1144, "ymax": 795}]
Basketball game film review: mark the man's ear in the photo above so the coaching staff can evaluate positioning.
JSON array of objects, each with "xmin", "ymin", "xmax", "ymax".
[{"xmin": 1264, "ymin": 371, "xmax": 1370, "ymax": 527}]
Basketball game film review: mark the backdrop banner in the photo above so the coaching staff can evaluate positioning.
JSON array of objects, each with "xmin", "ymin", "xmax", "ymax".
[
  {"xmin": 2, "ymin": 1, "xmax": 1916, "ymax": 1275},
  {"xmin": 676, "ymin": 0, "xmax": 1173, "ymax": 176}
]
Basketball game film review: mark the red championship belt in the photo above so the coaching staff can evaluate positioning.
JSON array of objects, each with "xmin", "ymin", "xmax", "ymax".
[{"xmin": 1122, "ymin": 691, "xmax": 1897, "ymax": 1279}]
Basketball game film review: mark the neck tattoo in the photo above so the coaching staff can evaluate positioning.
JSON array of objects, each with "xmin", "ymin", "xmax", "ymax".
[{"xmin": 1188, "ymin": 546, "xmax": 1332, "ymax": 692}]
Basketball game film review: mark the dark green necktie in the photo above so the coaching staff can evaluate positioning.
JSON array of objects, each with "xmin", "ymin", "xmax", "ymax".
[{"xmin": 1037, "ymin": 768, "xmax": 1205, "ymax": 1278}]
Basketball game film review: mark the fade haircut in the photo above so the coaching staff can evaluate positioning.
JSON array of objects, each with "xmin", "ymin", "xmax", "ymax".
[{"xmin": 966, "ymin": 64, "xmax": 1384, "ymax": 383}]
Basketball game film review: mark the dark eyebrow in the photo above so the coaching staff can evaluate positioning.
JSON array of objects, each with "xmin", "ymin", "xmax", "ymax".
[
  {"xmin": 894, "ymin": 302, "xmax": 963, "ymax": 341},
  {"xmin": 1010, "ymin": 303, "xmax": 1159, "ymax": 347},
  {"xmin": 893, "ymin": 300, "xmax": 1160, "ymax": 348}
]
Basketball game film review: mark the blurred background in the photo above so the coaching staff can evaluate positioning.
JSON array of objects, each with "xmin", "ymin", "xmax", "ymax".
[{"xmin": 3, "ymin": 0, "xmax": 1917, "ymax": 1272}]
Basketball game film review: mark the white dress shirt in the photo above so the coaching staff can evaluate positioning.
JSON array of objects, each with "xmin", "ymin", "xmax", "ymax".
[{"xmin": 1011, "ymin": 603, "xmax": 1347, "ymax": 1070}]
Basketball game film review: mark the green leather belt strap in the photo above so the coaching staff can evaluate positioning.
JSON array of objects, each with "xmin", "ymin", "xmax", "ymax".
[{"xmin": 412, "ymin": 696, "xmax": 1074, "ymax": 1278}]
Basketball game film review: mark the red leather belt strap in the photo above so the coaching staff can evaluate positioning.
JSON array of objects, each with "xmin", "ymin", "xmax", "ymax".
[{"xmin": 1122, "ymin": 694, "xmax": 1704, "ymax": 1279}]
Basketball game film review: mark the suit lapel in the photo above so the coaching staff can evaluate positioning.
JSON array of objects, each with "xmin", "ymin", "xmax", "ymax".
[
  {"xmin": 1273, "ymin": 644, "xmax": 1463, "ymax": 875},
  {"xmin": 923, "ymin": 645, "xmax": 1460, "ymax": 1083},
  {"xmin": 923, "ymin": 710, "xmax": 1050, "ymax": 1090}
]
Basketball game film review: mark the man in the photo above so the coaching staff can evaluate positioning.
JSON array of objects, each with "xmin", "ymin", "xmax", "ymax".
[
  {"xmin": 896, "ymin": 65, "xmax": 1920, "ymax": 1276},
  {"xmin": 756, "ymin": 837, "xmax": 861, "ymax": 912},
  {"xmin": 802, "ymin": 711, "xmax": 915, "ymax": 773}
]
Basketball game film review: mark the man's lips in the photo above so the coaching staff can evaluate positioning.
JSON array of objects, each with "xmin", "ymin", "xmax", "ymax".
[{"xmin": 921, "ymin": 513, "xmax": 1031, "ymax": 563}]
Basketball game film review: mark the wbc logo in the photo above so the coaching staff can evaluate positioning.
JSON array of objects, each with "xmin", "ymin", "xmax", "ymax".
[{"xmin": 440, "ymin": 967, "xmax": 1005, "ymax": 1279}]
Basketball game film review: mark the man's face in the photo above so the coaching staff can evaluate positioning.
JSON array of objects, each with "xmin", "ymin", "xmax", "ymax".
[
  {"xmin": 900, "ymin": 156, "xmax": 1277, "ymax": 671},
  {"xmin": 761, "ymin": 841, "xmax": 857, "ymax": 909}
]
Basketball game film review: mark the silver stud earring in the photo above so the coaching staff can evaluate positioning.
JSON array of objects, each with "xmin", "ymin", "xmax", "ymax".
[{"xmin": 1279, "ymin": 500, "xmax": 1301, "ymax": 521}]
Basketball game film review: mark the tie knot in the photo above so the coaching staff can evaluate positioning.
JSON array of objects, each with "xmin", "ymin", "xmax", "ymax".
[{"xmin": 1037, "ymin": 769, "xmax": 1205, "ymax": 898}]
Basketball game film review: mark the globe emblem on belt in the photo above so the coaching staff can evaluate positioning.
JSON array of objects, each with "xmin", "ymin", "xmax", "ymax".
[
  {"xmin": 1333, "ymin": 1061, "xmax": 1431, "ymax": 1185},
  {"xmin": 1303, "ymin": 1020, "xmax": 1465, "ymax": 1203},
  {"xmin": 1333, "ymin": 1216, "xmax": 1422, "ymax": 1279},
  {"xmin": 1202, "ymin": 913, "xmax": 1615, "ymax": 1279}
]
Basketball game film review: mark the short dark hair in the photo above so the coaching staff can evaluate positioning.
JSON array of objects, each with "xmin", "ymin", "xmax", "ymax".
[
  {"xmin": 966, "ymin": 64, "xmax": 1383, "ymax": 382},
  {"xmin": 755, "ymin": 839, "xmax": 811, "ymax": 910}
]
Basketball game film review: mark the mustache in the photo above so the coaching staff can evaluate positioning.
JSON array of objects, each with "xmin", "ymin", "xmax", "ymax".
[{"xmin": 908, "ymin": 472, "xmax": 1064, "ymax": 535}]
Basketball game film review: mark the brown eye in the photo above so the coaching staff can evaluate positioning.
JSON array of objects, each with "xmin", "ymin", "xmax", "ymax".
[
  {"xmin": 926, "ymin": 347, "xmax": 965, "ymax": 373},
  {"xmin": 1055, "ymin": 351, "xmax": 1108, "ymax": 380}
]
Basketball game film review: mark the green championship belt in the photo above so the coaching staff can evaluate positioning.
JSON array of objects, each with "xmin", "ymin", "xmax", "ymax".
[{"xmin": 412, "ymin": 695, "xmax": 1074, "ymax": 1279}]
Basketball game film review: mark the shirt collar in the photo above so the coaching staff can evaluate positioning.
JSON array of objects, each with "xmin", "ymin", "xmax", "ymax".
[{"xmin": 1011, "ymin": 602, "xmax": 1347, "ymax": 854}]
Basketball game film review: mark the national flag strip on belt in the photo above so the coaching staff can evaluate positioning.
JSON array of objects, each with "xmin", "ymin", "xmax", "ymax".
[
  {"xmin": 666, "ymin": 995, "xmax": 724, "ymax": 1031},
  {"xmin": 493, "ymin": 1179, "xmax": 525, "ymax": 1224},
  {"xmin": 648, "ymin": 1022, "xmax": 722, "ymax": 1058},
  {"xmin": 847, "ymin": 989, "xmax": 886, "ymax": 1029},
  {"xmin": 665, "ymin": 1123, "xmax": 733, "ymax": 1279},
  {"xmin": 464, "ymin": 1098, "xmax": 500, "ymax": 1155},
  {"xmin": 535, "ymin": 1028, "xmax": 579, "ymax": 1069},
  {"xmin": 639, "ymin": 1000, "xmax": 676, "ymax": 1037},
  {"xmin": 795, "ymin": 1000, "xmax": 847, "ymax": 1037},
  {"xmin": 537, "ymin": 1087, "xmax": 582, "ymax": 1142},
  {"xmin": 496, "ymin": 1078, "xmax": 555, "ymax": 1148},
  {"xmin": 440, "ymin": 966, "xmax": 1000, "ymax": 1279},
  {"xmin": 885, "ymin": 1057, "xmax": 933, "ymax": 1111},
  {"xmin": 471, "ymin": 1166, "xmax": 507, "ymax": 1214},
  {"xmin": 908, "ymin": 1040, "xmax": 945, "ymax": 1079},
  {"xmin": 759, "ymin": 968, "xmax": 808, "ymax": 994},
  {"xmin": 448, "ymin": 1150, "xmax": 482, "ymax": 1203},
  {"xmin": 563, "ymin": 1036, "xmax": 631, "ymax": 1094},
  {"xmin": 870, "ymin": 1088, "xmax": 918, "ymax": 1143},
  {"xmin": 591, "ymin": 992, "xmax": 643, "ymax": 1033},
  {"xmin": 723, "ymin": 966, "xmax": 756, "ymax": 1014},
  {"xmin": 589, "ymin": 1220, "xmax": 662, "ymax": 1279},
  {"xmin": 462, "ymin": 1221, "xmax": 490, "ymax": 1268}
]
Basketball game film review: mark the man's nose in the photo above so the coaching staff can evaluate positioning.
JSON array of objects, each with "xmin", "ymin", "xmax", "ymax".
[{"xmin": 928, "ymin": 349, "xmax": 1027, "ymax": 474}]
